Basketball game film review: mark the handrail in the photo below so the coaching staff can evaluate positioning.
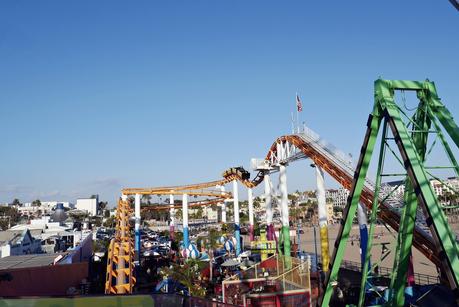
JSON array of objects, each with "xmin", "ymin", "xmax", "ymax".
[{"xmin": 340, "ymin": 259, "xmax": 440, "ymax": 285}]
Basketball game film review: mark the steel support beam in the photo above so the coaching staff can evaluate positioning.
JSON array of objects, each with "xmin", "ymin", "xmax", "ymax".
[
  {"xmin": 248, "ymin": 187, "xmax": 255, "ymax": 241},
  {"xmin": 264, "ymin": 174, "xmax": 274, "ymax": 240},
  {"xmin": 183, "ymin": 193, "xmax": 189, "ymax": 249},
  {"xmin": 134, "ymin": 193, "xmax": 141, "ymax": 264},
  {"xmin": 233, "ymin": 180, "xmax": 241, "ymax": 256},
  {"xmin": 169, "ymin": 194, "xmax": 175, "ymax": 240},
  {"xmin": 315, "ymin": 165, "xmax": 330, "ymax": 273},
  {"xmin": 279, "ymin": 164, "xmax": 291, "ymax": 267}
]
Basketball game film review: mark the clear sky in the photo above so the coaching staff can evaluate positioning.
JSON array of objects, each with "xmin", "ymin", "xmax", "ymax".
[{"xmin": 0, "ymin": 1, "xmax": 458, "ymax": 206}]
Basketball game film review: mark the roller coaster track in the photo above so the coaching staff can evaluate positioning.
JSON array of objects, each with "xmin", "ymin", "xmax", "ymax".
[
  {"xmin": 106, "ymin": 173, "xmax": 264, "ymax": 294},
  {"xmin": 105, "ymin": 200, "xmax": 136, "ymax": 294},
  {"xmin": 264, "ymin": 129, "xmax": 439, "ymax": 267},
  {"xmin": 122, "ymin": 171, "xmax": 262, "ymax": 196},
  {"xmin": 107, "ymin": 125, "xmax": 442, "ymax": 295},
  {"xmin": 124, "ymin": 127, "xmax": 438, "ymax": 269},
  {"xmin": 141, "ymin": 198, "xmax": 226, "ymax": 211}
]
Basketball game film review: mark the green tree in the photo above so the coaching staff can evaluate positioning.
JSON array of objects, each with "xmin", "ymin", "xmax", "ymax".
[
  {"xmin": 333, "ymin": 206, "xmax": 343, "ymax": 213},
  {"xmin": 89, "ymin": 216, "xmax": 103, "ymax": 227},
  {"xmin": 0, "ymin": 206, "xmax": 20, "ymax": 230},
  {"xmin": 240, "ymin": 211, "xmax": 249, "ymax": 224},
  {"xmin": 141, "ymin": 209, "xmax": 155, "ymax": 221},
  {"xmin": 31, "ymin": 199, "xmax": 41, "ymax": 207},
  {"xmin": 253, "ymin": 198, "xmax": 261, "ymax": 211},
  {"xmin": 103, "ymin": 216, "xmax": 116, "ymax": 228},
  {"xmin": 289, "ymin": 207, "xmax": 302, "ymax": 222},
  {"xmin": 174, "ymin": 231, "xmax": 184, "ymax": 246},
  {"xmin": 221, "ymin": 223, "xmax": 234, "ymax": 234},
  {"xmin": 99, "ymin": 201, "xmax": 108, "ymax": 211},
  {"xmin": 127, "ymin": 196, "xmax": 135, "ymax": 206},
  {"xmin": 141, "ymin": 194, "xmax": 152, "ymax": 205},
  {"xmin": 288, "ymin": 193, "xmax": 299, "ymax": 202},
  {"xmin": 175, "ymin": 208, "xmax": 182, "ymax": 220},
  {"xmin": 11, "ymin": 198, "xmax": 21, "ymax": 207},
  {"xmin": 160, "ymin": 259, "xmax": 207, "ymax": 297},
  {"xmin": 94, "ymin": 239, "xmax": 110, "ymax": 253},
  {"xmin": 195, "ymin": 207, "xmax": 204, "ymax": 219},
  {"xmin": 69, "ymin": 210, "xmax": 89, "ymax": 223},
  {"xmin": 206, "ymin": 228, "xmax": 223, "ymax": 282}
]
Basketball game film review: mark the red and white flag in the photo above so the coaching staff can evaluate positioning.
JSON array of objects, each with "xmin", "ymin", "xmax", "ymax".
[{"xmin": 296, "ymin": 94, "xmax": 303, "ymax": 112}]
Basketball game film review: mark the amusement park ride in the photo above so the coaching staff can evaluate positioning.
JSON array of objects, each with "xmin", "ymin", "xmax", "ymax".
[{"xmin": 105, "ymin": 79, "xmax": 459, "ymax": 306}]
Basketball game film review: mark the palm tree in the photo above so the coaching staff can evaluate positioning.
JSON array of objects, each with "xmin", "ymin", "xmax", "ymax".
[
  {"xmin": 289, "ymin": 207, "xmax": 300, "ymax": 223},
  {"xmin": 160, "ymin": 259, "xmax": 206, "ymax": 297},
  {"xmin": 11, "ymin": 198, "xmax": 21, "ymax": 207}
]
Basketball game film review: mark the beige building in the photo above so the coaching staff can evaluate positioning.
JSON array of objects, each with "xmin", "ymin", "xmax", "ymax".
[{"xmin": 76, "ymin": 197, "xmax": 99, "ymax": 216}]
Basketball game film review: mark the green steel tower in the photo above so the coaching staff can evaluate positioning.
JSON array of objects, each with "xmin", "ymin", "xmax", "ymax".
[{"xmin": 321, "ymin": 79, "xmax": 459, "ymax": 307}]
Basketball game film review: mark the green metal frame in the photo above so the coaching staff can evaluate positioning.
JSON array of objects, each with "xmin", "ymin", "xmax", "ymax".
[{"xmin": 321, "ymin": 79, "xmax": 459, "ymax": 307}]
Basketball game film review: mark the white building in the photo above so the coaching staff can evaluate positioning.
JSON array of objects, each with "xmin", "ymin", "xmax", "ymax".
[
  {"xmin": 0, "ymin": 229, "xmax": 42, "ymax": 258},
  {"xmin": 326, "ymin": 187, "xmax": 349, "ymax": 208},
  {"xmin": 9, "ymin": 217, "xmax": 89, "ymax": 254},
  {"xmin": 204, "ymin": 206, "xmax": 218, "ymax": 221},
  {"xmin": 188, "ymin": 206, "xmax": 219, "ymax": 222},
  {"xmin": 76, "ymin": 197, "xmax": 99, "ymax": 216},
  {"xmin": 18, "ymin": 201, "xmax": 73, "ymax": 217},
  {"xmin": 17, "ymin": 206, "xmax": 42, "ymax": 218}
]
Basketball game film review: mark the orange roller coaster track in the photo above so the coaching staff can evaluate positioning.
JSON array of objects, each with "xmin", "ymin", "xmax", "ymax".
[
  {"xmin": 106, "ymin": 131, "xmax": 440, "ymax": 295},
  {"xmin": 141, "ymin": 198, "xmax": 226, "ymax": 211},
  {"xmin": 266, "ymin": 135, "xmax": 438, "ymax": 267},
  {"xmin": 105, "ymin": 200, "xmax": 136, "ymax": 294},
  {"xmin": 105, "ymin": 170, "xmax": 264, "ymax": 294}
]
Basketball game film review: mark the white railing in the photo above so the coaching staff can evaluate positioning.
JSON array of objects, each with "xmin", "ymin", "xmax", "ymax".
[{"xmin": 299, "ymin": 126, "xmax": 354, "ymax": 169}]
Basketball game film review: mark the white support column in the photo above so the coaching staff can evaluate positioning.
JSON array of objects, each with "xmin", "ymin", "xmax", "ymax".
[
  {"xmin": 183, "ymin": 193, "xmax": 189, "ymax": 249},
  {"xmin": 220, "ymin": 186, "xmax": 227, "ymax": 223},
  {"xmin": 279, "ymin": 164, "xmax": 291, "ymax": 259},
  {"xmin": 134, "ymin": 193, "xmax": 141, "ymax": 263},
  {"xmin": 264, "ymin": 174, "xmax": 273, "ymax": 240},
  {"xmin": 315, "ymin": 165, "xmax": 330, "ymax": 272},
  {"xmin": 248, "ymin": 187, "xmax": 254, "ymax": 241},
  {"xmin": 233, "ymin": 180, "xmax": 241, "ymax": 256},
  {"xmin": 169, "ymin": 194, "xmax": 175, "ymax": 240}
]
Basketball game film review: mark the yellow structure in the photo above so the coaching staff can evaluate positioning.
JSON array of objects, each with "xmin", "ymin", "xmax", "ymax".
[
  {"xmin": 250, "ymin": 229, "xmax": 276, "ymax": 261},
  {"xmin": 106, "ymin": 170, "xmax": 262, "ymax": 294},
  {"xmin": 105, "ymin": 200, "xmax": 136, "ymax": 294}
]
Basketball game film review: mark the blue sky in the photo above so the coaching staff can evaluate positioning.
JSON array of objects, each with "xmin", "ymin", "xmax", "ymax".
[{"xmin": 0, "ymin": 1, "xmax": 458, "ymax": 206}]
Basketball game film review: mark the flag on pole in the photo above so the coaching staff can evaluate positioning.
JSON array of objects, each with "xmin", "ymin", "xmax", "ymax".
[{"xmin": 296, "ymin": 94, "xmax": 303, "ymax": 112}]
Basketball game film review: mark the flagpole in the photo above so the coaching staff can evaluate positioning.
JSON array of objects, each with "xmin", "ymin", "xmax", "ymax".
[
  {"xmin": 296, "ymin": 93, "xmax": 300, "ymax": 133},
  {"xmin": 291, "ymin": 112, "xmax": 295, "ymax": 134}
]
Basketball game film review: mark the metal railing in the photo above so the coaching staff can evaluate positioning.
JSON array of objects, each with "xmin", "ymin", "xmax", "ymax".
[
  {"xmin": 273, "ymin": 257, "xmax": 311, "ymax": 291},
  {"xmin": 340, "ymin": 260, "xmax": 440, "ymax": 285},
  {"xmin": 222, "ymin": 255, "xmax": 311, "ymax": 305},
  {"xmin": 222, "ymin": 254, "xmax": 304, "ymax": 282}
]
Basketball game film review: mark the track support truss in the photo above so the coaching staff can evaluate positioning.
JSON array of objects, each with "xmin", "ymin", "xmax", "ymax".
[{"xmin": 105, "ymin": 199, "xmax": 136, "ymax": 294}]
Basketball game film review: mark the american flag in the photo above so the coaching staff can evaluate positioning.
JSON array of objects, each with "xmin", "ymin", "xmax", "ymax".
[{"xmin": 296, "ymin": 94, "xmax": 303, "ymax": 112}]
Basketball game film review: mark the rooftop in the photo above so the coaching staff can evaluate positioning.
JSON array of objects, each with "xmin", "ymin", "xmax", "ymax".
[
  {"xmin": 0, "ymin": 253, "xmax": 63, "ymax": 270},
  {"xmin": 0, "ymin": 231, "xmax": 24, "ymax": 245}
]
